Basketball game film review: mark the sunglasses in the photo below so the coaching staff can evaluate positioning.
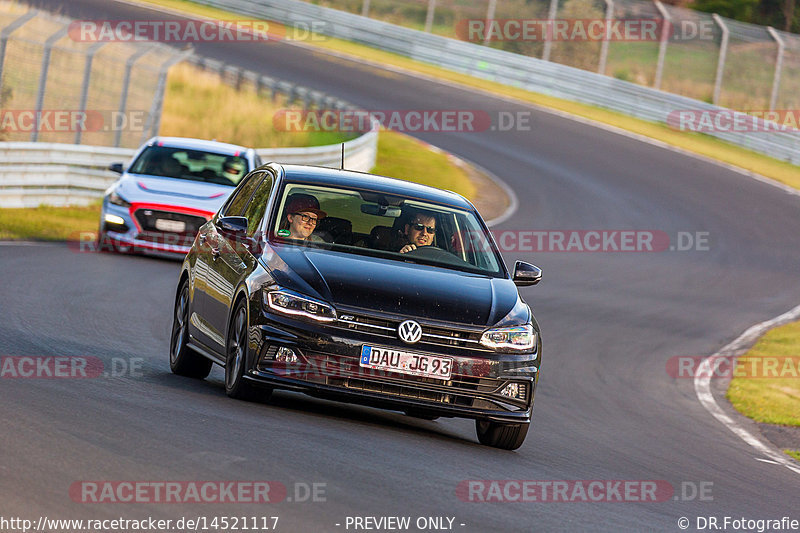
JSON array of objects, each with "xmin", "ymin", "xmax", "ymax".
[
  {"xmin": 292, "ymin": 213, "xmax": 318, "ymax": 225},
  {"xmin": 411, "ymin": 223, "xmax": 436, "ymax": 234}
]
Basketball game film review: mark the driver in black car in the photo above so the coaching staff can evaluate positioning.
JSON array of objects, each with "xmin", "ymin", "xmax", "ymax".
[{"xmin": 399, "ymin": 210, "xmax": 437, "ymax": 254}]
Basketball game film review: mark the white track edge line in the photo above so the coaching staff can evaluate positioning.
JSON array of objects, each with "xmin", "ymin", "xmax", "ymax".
[{"xmin": 694, "ymin": 304, "xmax": 800, "ymax": 476}]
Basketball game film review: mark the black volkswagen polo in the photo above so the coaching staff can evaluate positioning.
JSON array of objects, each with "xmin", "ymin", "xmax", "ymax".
[{"xmin": 170, "ymin": 163, "xmax": 543, "ymax": 450}]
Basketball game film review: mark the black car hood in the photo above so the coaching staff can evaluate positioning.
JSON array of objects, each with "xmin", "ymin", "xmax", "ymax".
[{"xmin": 265, "ymin": 247, "xmax": 519, "ymax": 326}]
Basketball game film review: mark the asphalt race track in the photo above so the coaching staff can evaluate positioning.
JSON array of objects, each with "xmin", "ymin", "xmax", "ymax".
[{"xmin": 3, "ymin": 0, "xmax": 799, "ymax": 530}]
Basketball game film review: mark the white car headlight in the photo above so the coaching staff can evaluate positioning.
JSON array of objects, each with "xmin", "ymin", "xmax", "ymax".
[
  {"xmin": 480, "ymin": 324, "xmax": 536, "ymax": 352},
  {"xmin": 264, "ymin": 289, "xmax": 337, "ymax": 322}
]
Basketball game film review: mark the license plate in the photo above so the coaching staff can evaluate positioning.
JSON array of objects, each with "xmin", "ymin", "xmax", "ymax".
[
  {"xmin": 155, "ymin": 219, "xmax": 186, "ymax": 232},
  {"xmin": 359, "ymin": 346, "xmax": 453, "ymax": 380}
]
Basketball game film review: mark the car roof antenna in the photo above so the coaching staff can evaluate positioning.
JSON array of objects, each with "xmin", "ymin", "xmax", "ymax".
[{"xmin": 341, "ymin": 143, "xmax": 345, "ymax": 170}]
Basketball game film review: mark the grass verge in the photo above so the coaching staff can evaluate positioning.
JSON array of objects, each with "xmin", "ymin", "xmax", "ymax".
[
  {"xmin": 0, "ymin": 203, "xmax": 101, "ymax": 241},
  {"xmin": 787, "ymin": 450, "xmax": 800, "ymax": 462},
  {"xmin": 161, "ymin": 63, "xmax": 355, "ymax": 148},
  {"xmin": 0, "ymin": 131, "xmax": 475, "ymax": 241},
  {"xmin": 130, "ymin": 0, "xmax": 800, "ymax": 190},
  {"xmin": 726, "ymin": 320, "xmax": 800, "ymax": 427},
  {"xmin": 373, "ymin": 130, "xmax": 475, "ymax": 200}
]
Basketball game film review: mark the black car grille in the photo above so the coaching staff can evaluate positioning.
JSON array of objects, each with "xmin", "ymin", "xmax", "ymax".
[
  {"xmin": 326, "ymin": 375, "xmax": 526, "ymax": 411},
  {"xmin": 310, "ymin": 353, "xmax": 527, "ymax": 412},
  {"xmin": 133, "ymin": 209, "xmax": 207, "ymax": 235},
  {"xmin": 341, "ymin": 378, "xmax": 453, "ymax": 403},
  {"xmin": 333, "ymin": 312, "xmax": 488, "ymax": 350}
]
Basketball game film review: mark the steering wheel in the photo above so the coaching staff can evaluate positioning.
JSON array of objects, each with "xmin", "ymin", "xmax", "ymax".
[
  {"xmin": 402, "ymin": 245, "xmax": 448, "ymax": 259},
  {"xmin": 403, "ymin": 244, "xmax": 475, "ymax": 268}
]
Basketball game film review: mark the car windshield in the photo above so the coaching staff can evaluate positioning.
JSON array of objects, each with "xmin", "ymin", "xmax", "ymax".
[
  {"xmin": 269, "ymin": 183, "xmax": 505, "ymax": 276},
  {"xmin": 129, "ymin": 145, "xmax": 248, "ymax": 186}
]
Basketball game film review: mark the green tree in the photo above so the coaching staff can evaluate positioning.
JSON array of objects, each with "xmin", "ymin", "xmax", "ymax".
[
  {"xmin": 692, "ymin": 0, "xmax": 798, "ymax": 32},
  {"xmin": 691, "ymin": 0, "xmax": 758, "ymax": 20}
]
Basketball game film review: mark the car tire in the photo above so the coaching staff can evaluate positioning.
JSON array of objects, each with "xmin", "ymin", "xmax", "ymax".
[
  {"xmin": 225, "ymin": 299, "xmax": 271, "ymax": 402},
  {"xmin": 475, "ymin": 420, "xmax": 529, "ymax": 450},
  {"xmin": 170, "ymin": 280, "xmax": 213, "ymax": 379}
]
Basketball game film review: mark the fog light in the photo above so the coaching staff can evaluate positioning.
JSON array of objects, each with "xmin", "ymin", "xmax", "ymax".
[
  {"xmin": 500, "ymin": 382, "xmax": 526, "ymax": 400},
  {"xmin": 104, "ymin": 213, "xmax": 125, "ymax": 225},
  {"xmin": 275, "ymin": 347, "xmax": 298, "ymax": 363}
]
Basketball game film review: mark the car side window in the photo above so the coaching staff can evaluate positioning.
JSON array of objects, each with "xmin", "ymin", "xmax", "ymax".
[
  {"xmin": 243, "ymin": 171, "xmax": 275, "ymax": 236},
  {"xmin": 223, "ymin": 172, "xmax": 263, "ymax": 217}
]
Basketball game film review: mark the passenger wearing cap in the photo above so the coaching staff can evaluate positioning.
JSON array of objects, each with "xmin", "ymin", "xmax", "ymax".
[{"xmin": 283, "ymin": 194, "xmax": 327, "ymax": 241}]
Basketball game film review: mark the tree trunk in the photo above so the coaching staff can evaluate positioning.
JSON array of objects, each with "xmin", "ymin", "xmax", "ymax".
[{"xmin": 783, "ymin": 0, "xmax": 796, "ymax": 31}]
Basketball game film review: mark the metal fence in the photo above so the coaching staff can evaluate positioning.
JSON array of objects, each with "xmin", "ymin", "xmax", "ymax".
[
  {"xmin": 194, "ymin": 0, "xmax": 800, "ymax": 165},
  {"xmin": 0, "ymin": 3, "xmax": 382, "ymax": 207},
  {"xmin": 310, "ymin": 0, "xmax": 800, "ymax": 113},
  {"xmin": 0, "ymin": 4, "xmax": 187, "ymax": 148},
  {"xmin": 0, "ymin": 53, "xmax": 379, "ymax": 207},
  {"xmin": 0, "ymin": 129, "xmax": 378, "ymax": 207}
]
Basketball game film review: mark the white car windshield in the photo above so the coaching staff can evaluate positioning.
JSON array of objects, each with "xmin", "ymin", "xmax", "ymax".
[{"xmin": 130, "ymin": 145, "xmax": 248, "ymax": 186}]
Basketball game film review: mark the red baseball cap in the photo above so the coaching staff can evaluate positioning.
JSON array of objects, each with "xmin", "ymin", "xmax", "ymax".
[{"xmin": 286, "ymin": 194, "xmax": 327, "ymax": 220}]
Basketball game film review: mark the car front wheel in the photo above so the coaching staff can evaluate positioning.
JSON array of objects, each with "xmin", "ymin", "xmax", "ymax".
[
  {"xmin": 170, "ymin": 280, "xmax": 212, "ymax": 378},
  {"xmin": 225, "ymin": 299, "xmax": 271, "ymax": 402},
  {"xmin": 475, "ymin": 420, "xmax": 529, "ymax": 450}
]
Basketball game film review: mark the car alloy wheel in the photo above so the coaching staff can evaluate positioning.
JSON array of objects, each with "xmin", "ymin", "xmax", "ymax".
[
  {"xmin": 170, "ymin": 280, "xmax": 212, "ymax": 378},
  {"xmin": 225, "ymin": 299, "xmax": 269, "ymax": 401}
]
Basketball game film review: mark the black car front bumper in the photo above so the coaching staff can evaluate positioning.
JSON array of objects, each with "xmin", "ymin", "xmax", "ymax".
[{"xmin": 244, "ymin": 312, "xmax": 540, "ymax": 424}]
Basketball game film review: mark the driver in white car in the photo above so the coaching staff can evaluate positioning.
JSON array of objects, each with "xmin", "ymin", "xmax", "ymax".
[{"xmin": 399, "ymin": 211, "xmax": 437, "ymax": 254}]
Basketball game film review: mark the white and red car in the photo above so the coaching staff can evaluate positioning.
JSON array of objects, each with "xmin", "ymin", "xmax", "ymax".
[{"xmin": 99, "ymin": 137, "xmax": 261, "ymax": 257}]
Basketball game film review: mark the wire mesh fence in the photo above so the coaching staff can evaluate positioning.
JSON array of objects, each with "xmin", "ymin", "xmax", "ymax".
[
  {"xmin": 0, "ymin": 2, "xmax": 184, "ymax": 147},
  {"xmin": 310, "ymin": 0, "xmax": 800, "ymax": 113}
]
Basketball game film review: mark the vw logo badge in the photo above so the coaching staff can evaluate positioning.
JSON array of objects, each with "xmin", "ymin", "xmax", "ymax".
[{"xmin": 398, "ymin": 320, "xmax": 422, "ymax": 344}]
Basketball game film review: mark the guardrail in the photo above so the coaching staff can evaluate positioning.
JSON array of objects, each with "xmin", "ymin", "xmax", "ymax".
[
  {"xmin": 193, "ymin": 0, "xmax": 800, "ymax": 166},
  {"xmin": 0, "ymin": 130, "xmax": 377, "ymax": 207},
  {"xmin": 0, "ymin": 46, "xmax": 379, "ymax": 208}
]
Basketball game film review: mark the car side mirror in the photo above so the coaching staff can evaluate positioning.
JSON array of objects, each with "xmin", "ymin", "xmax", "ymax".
[
  {"xmin": 109, "ymin": 162, "xmax": 124, "ymax": 174},
  {"xmin": 513, "ymin": 261, "xmax": 542, "ymax": 286},
  {"xmin": 217, "ymin": 216, "xmax": 248, "ymax": 236},
  {"xmin": 216, "ymin": 216, "xmax": 255, "ymax": 252}
]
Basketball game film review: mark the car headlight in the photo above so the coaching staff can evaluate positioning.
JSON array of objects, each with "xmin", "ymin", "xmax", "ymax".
[
  {"xmin": 108, "ymin": 190, "xmax": 131, "ymax": 207},
  {"xmin": 264, "ymin": 288, "xmax": 337, "ymax": 322},
  {"xmin": 480, "ymin": 324, "xmax": 536, "ymax": 352}
]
